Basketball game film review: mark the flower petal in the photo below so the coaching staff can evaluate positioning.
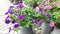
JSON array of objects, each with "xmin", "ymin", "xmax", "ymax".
[{"xmin": 14, "ymin": 24, "xmax": 20, "ymax": 28}]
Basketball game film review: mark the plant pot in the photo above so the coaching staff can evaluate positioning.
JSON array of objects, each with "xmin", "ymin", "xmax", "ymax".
[
  {"xmin": 19, "ymin": 27, "xmax": 34, "ymax": 34},
  {"xmin": 10, "ymin": 0, "xmax": 22, "ymax": 5},
  {"xmin": 51, "ymin": 22, "xmax": 60, "ymax": 34},
  {"xmin": 51, "ymin": 26, "xmax": 60, "ymax": 34},
  {"xmin": 40, "ymin": 22, "xmax": 54, "ymax": 34}
]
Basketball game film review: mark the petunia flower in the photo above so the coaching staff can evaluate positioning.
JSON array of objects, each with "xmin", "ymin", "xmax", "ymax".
[
  {"xmin": 5, "ymin": 6, "xmax": 14, "ymax": 15},
  {"xmin": 12, "ymin": 20, "xmax": 16, "ymax": 24},
  {"xmin": 32, "ymin": 19, "xmax": 38, "ymax": 24},
  {"xmin": 17, "ymin": 15, "xmax": 25, "ymax": 21},
  {"xmin": 45, "ymin": 1, "xmax": 49, "ymax": 5},
  {"xmin": 8, "ymin": 9, "xmax": 14, "ymax": 14},
  {"xmin": 49, "ymin": 22, "xmax": 55, "ymax": 27},
  {"xmin": 44, "ymin": 5, "xmax": 52, "ymax": 9},
  {"xmin": 53, "ymin": 2, "xmax": 57, "ymax": 5},
  {"xmin": 5, "ymin": 19, "xmax": 10, "ymax": 24},
  {"xmin": 32, "ymin": 19, "xmax": 43, "ymax": 27},
  {"xmin": 9, "ymin": 6, "xmax": 14, "ymax": 9},
  {"xmin": 14, "ymin": 24, "xmax": 20, "ymax": 28},
  {"xmin": 17, "ymin": 3, "xmax": 24, "ymax": 8},
  {"xmin": 46, "ymin": 13, "xmax": 50, "ymax": 19},
  {"xmin": 38, "ymin": 4, "xmax": 42, "ymax": 8}
]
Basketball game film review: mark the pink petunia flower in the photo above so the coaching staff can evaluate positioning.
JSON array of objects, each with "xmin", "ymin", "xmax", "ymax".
[
  {"xmin": 45, "ymin": 1, "xmax": 49, "ymax": 5},
  {"xmin": 53, "ymin": 2, "xmax": 57, "ymax": 5},
  {"xmin": 49, "ymin": 22, "xmax": 55, "ymax": 27},
  {"xmin": 44, "ymin": 5, "xmax": 52, "ymax": 9},
  {"xmin": 38, "ymin": 4, "xmax": 42, "ymax": 8}
]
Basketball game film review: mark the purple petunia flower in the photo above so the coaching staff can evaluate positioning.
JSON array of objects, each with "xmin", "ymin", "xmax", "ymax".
[
  {"xmin": 17, "ymin": 3, "xmax": 24, "ymax": 8},
  {"xmin": 17, "ymin": 15, "xmax": 25, "ymax": 21},
  {"xmin": 8, "ymin": 9, "xmax": 14, "ymax": 14},
  {"xmin": 32, "ymin": 19, "xmax": 38, "ymax": 24},
  {"xmin": 38, "ymin": 20, "xmax": 43, "ymax": 26},
  {"xmin": 46, "ymin": 13, "xmax": 50, "ymax": 19},
  {"xmin": 12, "ymin": 20, "xmax": 16, "ymax": 24},
  {"xmin": 14, "ymin": 24, "xmax": 20, "ymax": 28},
  {"xmin": 32, "ymin": 19, "xmax": 43, "ymax": 27},
  {"xmin": 42, "ymin": 10, "xmax": 46, "ymax": 13},
  {"xmin": 5, "ymin": 6, "xmax": 14, "ymax": 15},
  {"xmin": 5, "ymin": 19, "xmax": 10, "ymax": 24},
  {"xmin": 9, "ymin": 6, "xmax": 14, "ymax": 9}
]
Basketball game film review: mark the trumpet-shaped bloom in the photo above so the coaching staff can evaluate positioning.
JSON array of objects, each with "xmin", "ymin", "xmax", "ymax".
[
  {"xmin": 14, "ymin": 24, "xmax": 20, "ymax": 28},
  {"xmin": 44, "ymin": 5, "xmax": 52, "ymax": 9},
  {"xmin": 5, "ymin": 19, "xmax": 10, "ymax": 24},
  {"xmin": 49, "ymin": 22, "xmax": 55, "ymax": 27},
  {"xmin": 17, "ymin": 3, "xmax": 24, "ymax": 8},
  {"xmin": 17, "ymin": 15, "xmax": 25, "ymax": 21}
]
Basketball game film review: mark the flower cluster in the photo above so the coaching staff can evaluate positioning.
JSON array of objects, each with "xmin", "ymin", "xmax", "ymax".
[{"xmin": 5, "ymin": 0, "xmax": 60, "ymax": 32}]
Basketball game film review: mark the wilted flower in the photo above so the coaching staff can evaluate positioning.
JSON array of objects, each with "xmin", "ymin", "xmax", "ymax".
[
  {"xmin": 14, "ymin": 24, "xmax": 20, "ymax": 28},
  {"xmin": 49, "ymin": 22, "xmax": 55, "ymax": 27},
  {"xmin": 17, "ymin": 15, "xmax": 25, "ymax": 21},
  {"xmin": 5, "ymin": 12, "xmax": 8, "ymax": 15},
  {"xmin": 6, "ymin": 16, "xmax": 9, "ymax": 19},
  {"xmin": 9, "ymin": 27, "xmax": 11, "ymax": 33}
]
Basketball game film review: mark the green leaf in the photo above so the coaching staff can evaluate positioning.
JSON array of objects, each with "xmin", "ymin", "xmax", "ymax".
[{"xmin": 14, "ymin": 28, "xmax": 20, "ymax": 32}]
